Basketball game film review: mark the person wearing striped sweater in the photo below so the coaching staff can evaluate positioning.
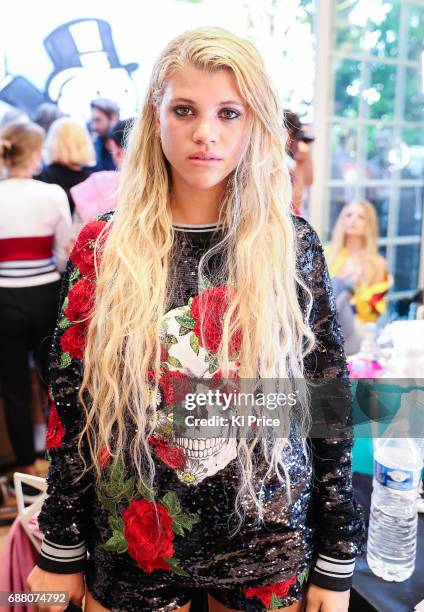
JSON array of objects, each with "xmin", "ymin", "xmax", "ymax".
[{"xmin": 0, "ymin": 120, "xmax": 72, "ymax": 501}]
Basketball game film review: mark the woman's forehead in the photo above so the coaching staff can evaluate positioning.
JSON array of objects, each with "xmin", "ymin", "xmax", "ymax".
[
  {"xmin": 346, "ymin": 203, "xmax": 364, "ymax": 214},
  {"xmin": 162, "ymin": 65, "xmax": 245, "ymax": 107}
]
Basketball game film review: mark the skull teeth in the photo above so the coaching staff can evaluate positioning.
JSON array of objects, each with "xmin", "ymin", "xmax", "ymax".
[{"xmin": 174, "ymin": 437, "xmax": 226, "ymax": 457}]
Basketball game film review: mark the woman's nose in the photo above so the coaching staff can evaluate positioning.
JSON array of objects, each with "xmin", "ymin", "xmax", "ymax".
[{"xmin": 192, "ymin": 121, "xmax": 218, "ymax": 145}]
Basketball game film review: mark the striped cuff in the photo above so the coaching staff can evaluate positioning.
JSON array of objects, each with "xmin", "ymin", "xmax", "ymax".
[
  {"xmin": 309, "ymin": 553, "xmax": 356, "ymax": 591},
  {"xmin": 37, "ymin": 538, "xmax": 87, "ymax": 574}
]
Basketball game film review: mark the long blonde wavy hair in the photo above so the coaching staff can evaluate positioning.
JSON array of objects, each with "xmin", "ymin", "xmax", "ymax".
[
  {"xmin": 327, "ymin": 199, "xmax": 384, "ymax": 285},
  {"xmin": 78, "ymin": 26, "xmax": 315, "ymax": 527}
]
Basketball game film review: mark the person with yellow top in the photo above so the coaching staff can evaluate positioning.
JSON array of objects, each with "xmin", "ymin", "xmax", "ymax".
[{"xmin": 326, "ymin": 200, "xmax": 391, "ymax": 324}]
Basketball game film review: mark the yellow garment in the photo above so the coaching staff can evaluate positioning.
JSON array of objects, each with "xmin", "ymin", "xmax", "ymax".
[{"xmin": 326, "ymin": 248, "xmax": 391, "ymax": 323}]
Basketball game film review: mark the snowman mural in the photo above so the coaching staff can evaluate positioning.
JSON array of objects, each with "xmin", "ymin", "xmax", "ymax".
[
  {"xmin": 44, "ymin": 19, "xmax": 139, "ymax": 118},
  {"xmin": 0, "ymin": 18, "xmax": 139, "ymax": 119}
]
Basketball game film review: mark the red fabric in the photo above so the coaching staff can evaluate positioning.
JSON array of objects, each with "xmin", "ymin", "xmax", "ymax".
[
  {"xmin": 0, "ymin": 517, "xmax": 38, "ymax": 612},
  {"xmin": 244, "ymin": 575, "xmax": 297, "ymax": 607},
  {"xmin": 0, "ymin": 235, "xmax": 54, "ymax": 262},
  {"xmin": 122, "ymin": 498, "xmax": 175, "ymax": 573},
  {"xmin": 190, "ymin": 286, "xmax": 241, "ymax": 355}
]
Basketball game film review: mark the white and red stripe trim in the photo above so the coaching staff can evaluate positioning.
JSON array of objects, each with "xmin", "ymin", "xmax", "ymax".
[
  {"xmin": 0, "ymin": 178, "xmax": 72, "ymax": 287},
  {"xmin": 0, "ymin": 235, "xmax": 54, "ymax": 262}
]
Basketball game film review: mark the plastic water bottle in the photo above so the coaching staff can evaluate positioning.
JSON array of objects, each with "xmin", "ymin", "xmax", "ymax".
[{"xmin": 367, "ymin": 438, "xmax": 423, "ymax": 581}]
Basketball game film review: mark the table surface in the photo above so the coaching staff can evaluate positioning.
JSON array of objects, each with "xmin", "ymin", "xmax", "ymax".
[{"xmin": 351, "ymin": 473, "xmax": 424, "ymax": 612}]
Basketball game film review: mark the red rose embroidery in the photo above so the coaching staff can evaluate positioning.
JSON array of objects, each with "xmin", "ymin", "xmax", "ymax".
[
  {"xmin": 65, "ymin": 278, "xmax": 95, "ymax": 323},
  {"xmin": 70, "ymin": 220, "xmax": 109, "ymax": 278},
  {"xmin": 46, "ymin": 400, "xmax": 65, "ymax": 450},
  {"xmin": 122, "ymin": 498, "xmax": 175, "ymax": 573},
  {"xmin": 148, "ymin": 436, "xmax": 186, "ymax": 470},
  {"xmin": 99, "ymin": 445, "xmax": 112, "ymax": 469},
  {"xmin": 159, "ymin": 371, "xmax": 191, "ymax": 405},
  {"xmin": 61, "ymin": 323, "xmax": 87, "ymax": 359},
  {"xmin": 244, "ymin": 575, "xmax": 297, "ymax": 607},
  {"xmin": 190, "ymin": 286, "xmax": 241, "ymax": 354}
]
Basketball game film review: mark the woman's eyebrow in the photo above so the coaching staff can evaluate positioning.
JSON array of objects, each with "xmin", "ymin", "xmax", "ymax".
[{"xmin": 169, "ymin": 97, "xmax": 245, "ymax": 107}]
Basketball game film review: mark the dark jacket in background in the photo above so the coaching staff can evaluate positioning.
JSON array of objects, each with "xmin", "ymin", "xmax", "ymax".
[
  {"xmin": 35, "ymin": 163, "xmax": 91, "ymax": 215},
  {"xmin": 92, "ymin": 136, "xmax": 116, "ymax": 173}
]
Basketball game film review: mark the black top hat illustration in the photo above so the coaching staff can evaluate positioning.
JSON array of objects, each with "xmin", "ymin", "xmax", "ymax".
[{"xmin": 44, "ymin": 18, "xmax": 139, "ymax": 74}]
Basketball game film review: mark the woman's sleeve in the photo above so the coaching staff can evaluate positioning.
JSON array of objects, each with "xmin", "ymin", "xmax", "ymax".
[
  {"xmin": 52, "ymin": 185, "xmax": 73, "ymax": 273},
  {"xmin": 36, "ymin": 254, "xmax": 94, "ymax": 573},
  {"xmin": 296, "ymin": 217, "xmax": 366, "ymax": 592}
]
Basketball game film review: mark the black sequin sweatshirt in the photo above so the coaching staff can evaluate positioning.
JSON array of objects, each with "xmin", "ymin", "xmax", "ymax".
[{"xmin": 37, "ymin": 213, "xmax": 365, "ymax": 605}]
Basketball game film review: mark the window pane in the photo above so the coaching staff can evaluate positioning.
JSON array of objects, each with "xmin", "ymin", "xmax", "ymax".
[
  {"xmin": 404, "ymin": 67, "xmax": 424, "ymax": 122},
  {"xmin": 397, "ymin": 186, "xmax": 424, "ymax": 236},
  {"xmin": 334, "ymin": 0, "xmax": 400, "ymax": 58},
  {"xmin": 327, "ymin": 187, "xmax": 350, "ymax": 240},
  {"xmin": 401, "ymin": 128, "xmax": 424, "ymax": 180},
  {"xmin": 393, "ymin": 243, "xmax": 421, "ymax": 291},
  {"xmin": 369, "ymin": 0, "xmax": 400, "ymax": 59},
  {"xmin": 334, "ymin": 58, "xmax": 361, "ymax": 117},
  {"xmin": 407, "ymin": 2, "xmax": 424, "ymax": 60},
  {"xmin": 364, "ymin": 190, "xmax": 390, "ymax": 238},
  {"xmin": 334, "ymin": 1, "xmax": 365, "ymax": 53},
  {"xmin": 366, "ymin": 125, "xmax": 395, "ymax": 179},
  {"xmin": 368, "ymin": 62, "xmax": 397, "ymax": 119},
  {"xmin": 330, "ymin": 124, "xmax": 359, "ymax": 180}
]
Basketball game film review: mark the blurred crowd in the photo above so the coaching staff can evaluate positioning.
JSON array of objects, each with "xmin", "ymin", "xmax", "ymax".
[
  {"xmin": 0, "ymin": 97, "xmax": 411, "ymax": 503},
  {"xmin": 0, "ymin": 99, "xmax": 133, "ymax": 502}
]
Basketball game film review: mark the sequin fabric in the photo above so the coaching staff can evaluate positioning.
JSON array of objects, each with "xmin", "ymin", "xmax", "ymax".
[{"xmin": 37, "ymin": 214, "xmax": 365, "ymax": 611}]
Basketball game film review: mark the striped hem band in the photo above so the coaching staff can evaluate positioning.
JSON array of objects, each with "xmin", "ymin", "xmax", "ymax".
[
  {"xmin": 314, "ymin": 554, "xmax": 355, "ymax": 579},
  {"xmin": 40, "ymin": 538, "xmax": 86, "ymax": 562}
]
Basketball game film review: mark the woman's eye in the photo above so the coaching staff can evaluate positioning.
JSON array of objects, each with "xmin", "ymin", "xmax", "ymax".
[
  {"xmin": 174, "ymin": 106, "xmax": 193, "ymax": 117},
  {"xmin": 220, "ymin": 109, "xmax": 240, "ymax": 120}
]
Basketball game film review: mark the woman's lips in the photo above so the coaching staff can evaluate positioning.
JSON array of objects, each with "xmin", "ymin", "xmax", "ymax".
[{"xmin": 188, "ymin": 157, "xmax": 223, "ymax": 166}]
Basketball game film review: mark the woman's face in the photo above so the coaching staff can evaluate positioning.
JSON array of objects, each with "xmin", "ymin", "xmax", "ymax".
[
  {"xmin": 343, "ymin": 203, "xmax": 367, "ymax": 237},
  {"xmin": 155, "ymin": 64, "xmax": 250, "ymax": 192}
]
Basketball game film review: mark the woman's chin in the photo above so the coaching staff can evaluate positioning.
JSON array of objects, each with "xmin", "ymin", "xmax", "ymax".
[{"xmin": 185, "ymin": 177, "xmax": 226, "ymax": 191}]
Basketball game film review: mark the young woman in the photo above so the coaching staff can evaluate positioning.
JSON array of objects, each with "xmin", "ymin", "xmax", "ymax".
[
  {"xmin": 36, "ymin": 117, "xmax": 95, "ymax": 215},
  {"xmin": 28, "ymin": 28, "xmax": 364, "ymax": 612},
  {"xmin": 0, "ymin": 121, "xmax": 71, "ymax": 500},
  {"xmin": 326, "ymin": 200, "xmax": 390, "ymax": 324}
]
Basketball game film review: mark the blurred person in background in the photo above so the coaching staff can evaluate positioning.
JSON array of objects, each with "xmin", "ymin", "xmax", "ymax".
[
  {"xmin": 35, "ymin": 117, "xmax": 95, "ymax": 215},
  {"xmin": 0, "ymin": 110, "xmax": 29, "ymax": 180},
  {"xmin": 326, "ymin": 200, "xmax": 390, "ymax": 324},
  {"xmin": 330, "ymin": 277, "xmax": 361, "ymax": 356},
  {"xmin": 90, "ymin": 97, "xmax": 119, "ymax": 172},
  {"xmin": 33, "ymin": 102, "xmax": 66, "ymax": 135},
  {"xmin": 0, "ymin": 121, "xmax": 71, "ymax": 502},
  {"xmin": 284, "ymin": 109, "xmax": 314, "ymax": 216},
  {"xmin": 71, "ymin": 118, "xmax": 133, "ymax": 237},
  {"xmin": 0, "ymin": 108, "xmax": 29, "ymax": 129}
]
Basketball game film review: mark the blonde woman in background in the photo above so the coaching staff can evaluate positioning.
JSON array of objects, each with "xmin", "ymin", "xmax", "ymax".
[
  {"xmin": 0, "ymin": 121, "xmax": 71, "ymax": 502},
  {"xmin": 326, "ymin": 200, "xmax": 390, "ymax": 324},
  {"xmin": 28, "ymin": 28, "xmax": 364, "ymax": 612},
  {"xmin": 36, "ymin": 117, "xmax": 95, "ymax": 215}
]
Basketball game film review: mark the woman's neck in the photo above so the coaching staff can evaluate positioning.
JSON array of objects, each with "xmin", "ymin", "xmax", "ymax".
[
  {"xmin": 344, "ymin": 235, "xmax": 364, "ymax": 253},
  {"xmin": 170, "ymin": 180, "xmax": 224, "ymax": 225},
  {"xmin": 8, "ymin": 168, "xmax": 32, "ymax": 179},
  {"xmin": 65, "ymin": 162, "xmax": 83, "ymax": 171}
]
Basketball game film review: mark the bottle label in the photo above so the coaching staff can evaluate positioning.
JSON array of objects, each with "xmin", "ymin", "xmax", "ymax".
[{"xmin": 374, "ymin": 460, "xmax": 420, "ymax": 491}]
